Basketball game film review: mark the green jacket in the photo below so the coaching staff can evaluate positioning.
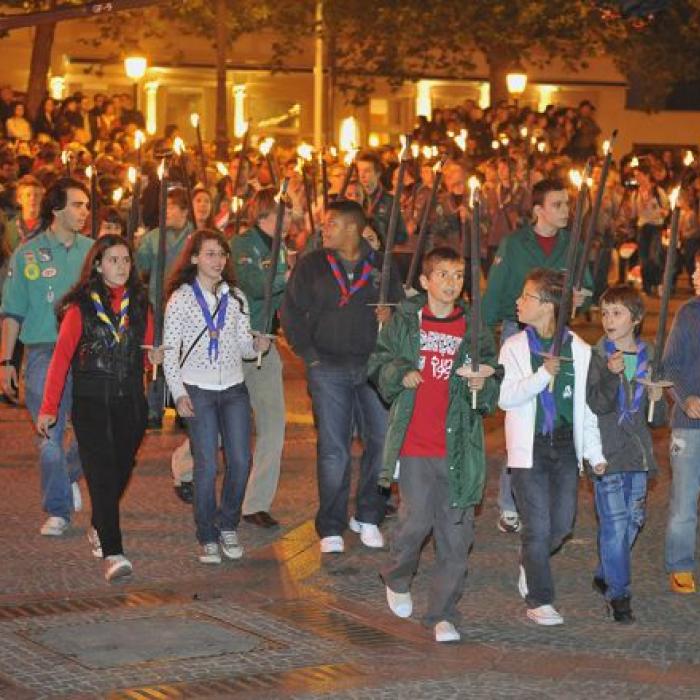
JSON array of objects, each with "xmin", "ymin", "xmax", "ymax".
[
  {"xmin": 231, "ymin": 225, "xmax": 288, "ymax": 333},
  {"xmin": 482, "ymin": 223, "xmax": 593, "ymax": 328},
  {"xmin": 368, "ymin": 293, "xmax": 499, "ymax": 509}
]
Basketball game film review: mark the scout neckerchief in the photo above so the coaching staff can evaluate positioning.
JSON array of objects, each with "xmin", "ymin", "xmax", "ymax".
[
  {"xmin": 326, "ymin": 251, "xmax": 374, "ymax": 307},
  {"xmin": 365, "ymin": 185, "xmax": 384, "ymax": 218},
  {"xmin": 604, "ymin": 338, "xmax": 648, "ymax": 425},
  {"xmin": 191, "ymin": 279, "xmax": 228, "ymax": 361},
  {"xmin": 525, "ymin": 325, "xmax": 571, "ymax": 436},
  {"xmin": 91, "ymin": 289, "xmax": 129, "ymax": 345}
]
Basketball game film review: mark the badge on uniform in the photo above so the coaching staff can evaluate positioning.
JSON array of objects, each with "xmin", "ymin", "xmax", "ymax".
[
  {"xmin": 46, "ymin": 288, "xmax": 55, "ymax": 303},
  {"xmin": 41, "ymin": 266, "xmax": 57, "ymax": 278},
  {"xmin": 261, "ymin": 260, "xmax": 272, "ymax": 270},
  {"xmin": 24, "ymin": 262, "xmax": 40, "ymax": 281},
  {"xmin": 37, "ymin": 248, "xmax": 53, "ymax": 263},
  {"xmin": 23, "ymin": 251, "xmax": 36, "ymax": 263},
  {"xmin": 237, "ymin": 256, "xmax": 253, "ymax": 265}
]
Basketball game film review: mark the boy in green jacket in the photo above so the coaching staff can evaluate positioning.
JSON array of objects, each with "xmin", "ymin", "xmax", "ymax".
[{"xmin": 368, "ymin": 246, "xmax": 499, "ymax": 643}]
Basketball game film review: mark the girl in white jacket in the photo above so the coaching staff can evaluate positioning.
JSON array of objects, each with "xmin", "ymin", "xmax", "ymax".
[
  {"xmin": 498, "ymin": 268, "xmax": 605, "ymax": 626},
  {"xmin": 163, "ymin": 229, "xmax": 269, "ymax": 564}
]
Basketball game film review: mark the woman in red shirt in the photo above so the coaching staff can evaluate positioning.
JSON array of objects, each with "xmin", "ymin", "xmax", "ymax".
[{"xmin": 37, "ymin": 234, "xmax": 163, "ymax": 582}]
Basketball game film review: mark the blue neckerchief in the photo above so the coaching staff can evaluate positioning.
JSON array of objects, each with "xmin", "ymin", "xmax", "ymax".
[
  {"xmin": 525, "ymin": 325, "xmax": 571, "ymax": 436},
  {"xmin": 191, "ymin": 280, "xmax": 229, "ymax": 362},
  {"xmin": 603, "ymin": 338, "xmax": 648, "ymax": 425}
]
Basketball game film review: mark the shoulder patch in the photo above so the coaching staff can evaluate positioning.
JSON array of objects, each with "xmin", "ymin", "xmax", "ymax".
[{"xmin": 237, "ymin": 256, "xmax": 253, "ymax": 265}]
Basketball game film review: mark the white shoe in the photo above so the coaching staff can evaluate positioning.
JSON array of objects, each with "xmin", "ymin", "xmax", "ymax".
[
  {"xmin": 40, "ymin": 516, "xmax": 68, "ymax": 536},
  {"xmin": 104, "ymin": 555, "xmax": 132, "ymax": 582},
  {"xmin": 320, "ymin": 535, "xmax": 344, "ymax": 554},
  {"xmin": 526, "ymin": 604, "xmax": 564, "ymax": 626},
  {"xmin": 349, "ymin": 517, "xmax": 384, "ymax": 548},
  {"xmin": 219, "ymin": 530, "xmax": 244, "ymax": 560},
  {"xmin": 518, "ymin": 564, "xmax": 528, "ymax": 599},
  {"xmin": 386, "ymin": 586, "xmax": 412, "ymax": 618},
  {"xmin": 198, "ymin": 542, "xmax": 222, "ymax": 564},
  {"xmin": 87, "ymin": 528, "xmax": 102, "ymax": 558},
  {"xmin": 72, "ymin": 482, "xmax": 82, "ymax": 512},
  {"xmin": 497, "ymin": 510, "xmax": 521, "ymax": 533},
  {"xmin": 434, "ymin": 620, "xmax": 461, "ymax": 642}
]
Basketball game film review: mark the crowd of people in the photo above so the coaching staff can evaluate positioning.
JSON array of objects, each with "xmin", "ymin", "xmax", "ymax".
[{"xmin": 2, "ymin": 85, "xmax": 700, "ymax": 644}]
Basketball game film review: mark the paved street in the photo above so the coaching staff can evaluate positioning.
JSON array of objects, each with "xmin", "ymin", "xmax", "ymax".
[{"xmin": 0, "ymin": 292, "xmax": 699, "ymax": 699}]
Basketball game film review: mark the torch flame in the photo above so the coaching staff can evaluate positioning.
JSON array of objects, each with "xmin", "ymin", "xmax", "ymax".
[
  {"xmin": 410, "ymin": 143, "xmax": 419, "ymax": 159},
  {"xmin": 587, "ymin": 177, "xmax": 593, "ymax": 189},
  {"xmin": 431, "ymin": 146, "xmax": 438, "ymax": 158},
  {"xmin": 433, "ymin": 159, "xmax": 443, "ymax": 174},
  {"xmin": 603, "ymin": 139, "xmax": 611, "ymax": 156},
  {"xmin": 157, "ymin": 159, "xmax": 165, "ymax": 181},
  {"xmin": 297, "ymin": 142, "xmax": 314, "ymax": 161},
  {"xmin": 112, "ymin": 187, "xmax": 123, "ymax": 204},
  {"xmin": 421, "ymin": 145, "xmax": 433, "ymax": 160},
  {"xmin": 630, "ymin": 156, "xmax": 639, "ymax": 168},
  {"xmin": 329, "ymin": 146, "xmax": 338, "ymax": 158},
  {"xmin": 231, "ymin": 196, "xmax": 243, "ymax": 213},
  {"xmin": 216, "ymin": 162, "xmax": 229, "ymax": 177},
  {"xmin": 499, "ymin": 134, "xmax": 509, "ymax": 146},
  {"xmin": 85, "ymin": 165, "xmax": 94, "ymax": 179},
  {"xmin": 520, "ymin": 126, "xmax": 528, "ymax": 139},
  {"xmin": 127, "ymin": 166, "xmax": 137, "ymax": 185},
  {"xmin": 61, "ymin": 150, "xmax": 70, "ymax": 165},
  {"xmin": 569, "ymin": 169, "xmax": 583, "ymax": 190},
  {"xmin": 190, "ymin": 113, "xmax": 200, "ymax": 129},
  {"xmin": 537, "ymin": 141, "xmax": 546, "ymax": 153},
  {"xmin": 134, "ymin": 129, "xmax": 145, "ymax": 149},
  {"xmin": 468, "ymin": 175, "xmax": 480, "ymax": 208},
  {"xmin": 343, "ymin": 149, "xmax": 357, "ymax": 167},
  {"xmin": 491, "ymin": 140, "xmax": 500, "ymax": 151},
  {"xmin": 173, "ymin": 136, "xmax": 185, "ymax": 156},
  {"xmin": 670, "ymin": 185, "xmax": 681, "ymax": 210},
  {"xmin": 398, "ymin": 135, "xmax": 409, "ymax": 161},
  {"xmin": 259, "ymin": 137, "xmax": 275, "ymax": 156},
  {"xmin": 454, "ymin": 129, "xmax": 468, "ymax": 151},
  {"xmin": 339, "ymin": 116, "xmax": 359, "ymax": 153},
  {"xmin": 684, "ymin": 150, "xmax": 695, "ymax": 167}
]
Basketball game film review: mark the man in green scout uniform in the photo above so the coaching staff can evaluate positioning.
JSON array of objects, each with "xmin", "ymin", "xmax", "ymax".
[
  {"xmin": 231, "ymin": 187, "xmax": 290, "ymax": 528},
  {"xmin": 482, "ymin": 177, "xmax": 592, "ymax": 536},
  {"xmin": 0, "ymin": 177, "xmax": 93, "ymax": 536},
  {"xmin": 135, "ymin": 186, "xmax": 194, "ymax": 427}
]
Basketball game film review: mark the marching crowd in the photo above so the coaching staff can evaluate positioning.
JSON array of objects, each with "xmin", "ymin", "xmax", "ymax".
[{"xmin": 2, "ymin": 87, "xmax": 700, "ymax": 645}]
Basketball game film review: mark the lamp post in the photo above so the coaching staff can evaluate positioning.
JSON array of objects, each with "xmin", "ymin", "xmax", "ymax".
[
  {"xmin": 124, "ymin": 55, "xmax": 148, "ymax": 109},
  {"xmin": 506, "ymin": 70, "xmax": 527, "ymax": 111}
]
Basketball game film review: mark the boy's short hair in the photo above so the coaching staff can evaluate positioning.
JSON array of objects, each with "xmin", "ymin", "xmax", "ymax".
[
  {"xmin": 531, "ymin": 178, "xmax": 566, "ymax": 210},
  {"xmin": 421, "ymin": 246, "xmax": 464, "ymax": 278},
  {"xmin": 525, "ymin": 267, "xmax": 565, "ymax": 317},
  {"xmin": 166, "ymin": 187, "xmax": 189, "ymax": 212},
  {"xmin": 355, "ymin": 151, "xmax": 382, "ymax": 173},
  {"xmin": 600, "ymin": 284, "xmax": 645, "ymax": 323},
  {"xmin": 327, "ymin": 198, "xmax": 366, "ymax": 236}
]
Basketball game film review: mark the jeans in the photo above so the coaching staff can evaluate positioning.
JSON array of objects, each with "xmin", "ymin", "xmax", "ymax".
[
  {"xmin": 665, "ymin": 429, "xmax": 700, "ymax": 573},
  {"xmin": 307, "ymin": 363, "xmax": 387, "ymax": 538},
  {"xmin": 24, "ymin": 345, "xmax": 81, "ymax": 520},
  {"xmin": 382, "ymin": 456, "xmax": 475, "ymax": 626},
  {"xmin": 511, "ymin": 430, "xmax": 579, "ymax": 608},
  {"xmin": 498, "ymin": 319, "xmax": 522, "ymax": 514},
  {"xmin": 242, "ymin": 344, "xmax": 286, "ymax": 514},
  {"xmin": 186, "ymin": 382, "xmax": 251, "ymax": 545},
  {"xmin": 593, "ymin": 471, "xmax": 647, "ymax": 600},
  {"xmin": 72, "ymin": 392, "xmax": 147, "ymax": 556}
]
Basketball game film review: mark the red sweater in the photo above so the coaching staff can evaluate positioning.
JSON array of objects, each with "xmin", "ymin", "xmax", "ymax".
[
  {"xmin": 401, "ymin": 305, "xmax": 466, "ymax": 457},
  {"xmin": 40, "ymin": 285, "xmax": 153, "ymax": 416}
]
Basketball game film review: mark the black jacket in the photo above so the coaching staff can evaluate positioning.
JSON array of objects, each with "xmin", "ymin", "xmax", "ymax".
[{"xmin": 281, "ymin": 241, "xmax": 404, "ymax": 367}]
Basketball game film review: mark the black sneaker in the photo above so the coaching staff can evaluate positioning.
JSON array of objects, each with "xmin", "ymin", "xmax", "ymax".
[
  {"xmin": 174, "ymin": 482, "xmax": 193, "ymax": 504},
  {"xmin": 609, "ymin": 596, "xmax": 635, "ymax": 624}
]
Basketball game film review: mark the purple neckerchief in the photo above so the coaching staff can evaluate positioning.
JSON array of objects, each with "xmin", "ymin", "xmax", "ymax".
[
  {"xmin": 525, "ymin": 325, "xmax": 571, "ymax": 436},
  {"xmin": 603, "ymin": 338, "xmax": 648, "ymax": 425},
  {"xmin": 191, "ymin": 280, "xmax": 229, "ymax": 362}
]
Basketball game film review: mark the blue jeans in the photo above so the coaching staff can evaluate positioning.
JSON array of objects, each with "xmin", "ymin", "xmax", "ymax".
[
  {"xmin": 24, "ymin": 345, "xmax": 81, "ymax": 520},
  {"xmin": 307, "ymin": 363, "xmax": 387, "ymax": 538},
  {"xmin": 185, "ymin": 382, "xmax": 251, "ymax": 545},
  {"xmin": 498, "ymin": 319, "xmax": 522, "ymax": 514},
  {"xmin": 665, "ymin": 429, "xmax": 700, "ymax": 573},
  {"xmin": 511, "ymin": 431, "xmax": 579, "ymax": 608},
  {"xmin": 593, "ymin": 471, "xmax": 647, "ymax": 600}
]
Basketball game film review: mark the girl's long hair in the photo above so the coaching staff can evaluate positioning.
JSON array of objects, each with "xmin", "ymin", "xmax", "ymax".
[
  {"xmin": 192, "ymin": 187, "xmax": 216, "ymax": 230},
  {"xmin": 57, "ymin": 234, "xmax": 148, "ymax": 330},
  {"xmin": 166, "ymin": 229, "xmax": 244, "ymax": 310}
]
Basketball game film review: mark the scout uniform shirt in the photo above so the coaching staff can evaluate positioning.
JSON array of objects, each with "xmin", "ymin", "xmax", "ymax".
[{"xmin": 1, "ymin": 230, "xmax": 93, "ymax": 344}]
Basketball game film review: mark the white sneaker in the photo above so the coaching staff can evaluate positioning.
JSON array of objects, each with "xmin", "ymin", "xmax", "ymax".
[
  {"xmin": 104, "ymin": 555, "xmax": 132, "ymax": 582},
  {"xmin": 72, "ymin": 482, "xmax": 82, "ymax": 512},
  {"xmin": 434, "ymin": 620, "xmax": 461, "ymax": 642},
  {"xmin": 386, "ymin": 586, "xmax": 412, "ymax": 618},
  {"xmin": 40, "ymin": 516, "xmax": 68, "ymax": 536},
  {"xmin": 497, "ymin": 510, "xmax": 521, "ymax": 533},
  {"xmin": 518, "ymin": 564, "xmax": 528, "ymax": 599},
  {"xmin": 320, "ymin": 535, "xmax": 345, "ymax": 554},
  {"xmin": 87, "ymin": 528, "xmax": 102, "ymax": 558},
  {"xmin": 526, "ymin": 604, "xmax": 564, "ymax": 626},
  {"xmin": 219, "ymin": 530, "xmax": 244, "ymax": 560},
  {"xmin": 349, "ymin": 517, "xmax": 384, "ymax": 548},
  {"xmin": 199, "ymin": 542, "xmax": 222, "ymax": 564}
]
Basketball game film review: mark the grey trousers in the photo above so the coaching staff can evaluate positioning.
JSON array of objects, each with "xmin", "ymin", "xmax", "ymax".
[
  {"xmin": 242, "ymin": 344, "xmax": 286, "ymax": 515},
  {"xmin": 381, "ymin": 456, "xmax": 475, "ymax": 626}
]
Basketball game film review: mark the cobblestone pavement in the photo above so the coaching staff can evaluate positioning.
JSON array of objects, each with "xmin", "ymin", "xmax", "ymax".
[{"xmin": 0, "ymin": 294, "xmax": 698, "ymax": 699}]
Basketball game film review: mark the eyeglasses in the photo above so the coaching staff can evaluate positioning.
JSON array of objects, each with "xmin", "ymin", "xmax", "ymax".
[{"xmin": 518, "ymin": 292, "xmax": 543, "ymax": 303}]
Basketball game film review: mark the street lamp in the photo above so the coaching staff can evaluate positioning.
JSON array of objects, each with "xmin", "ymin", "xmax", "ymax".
[
  {"xmin": 124, "ymin": 56, "xmax": 148, "ymax": 109},
  {"xmin": 506, "ymin": 70, "xmax": 527, "ymax": 110}
]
